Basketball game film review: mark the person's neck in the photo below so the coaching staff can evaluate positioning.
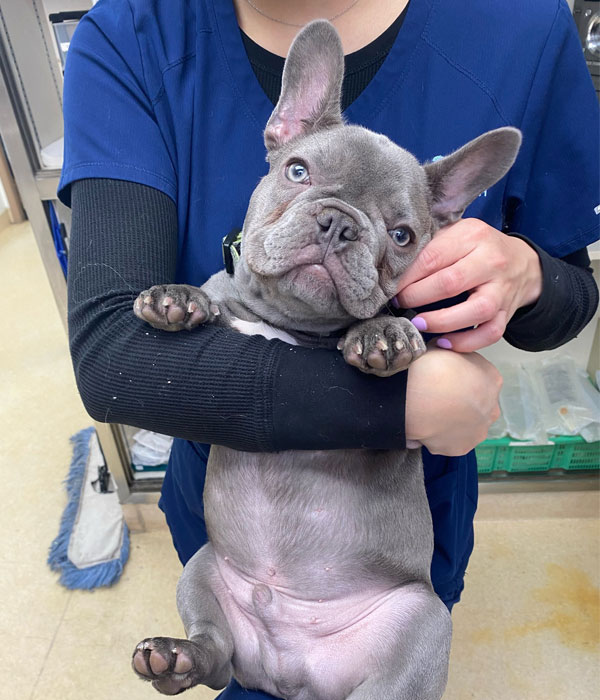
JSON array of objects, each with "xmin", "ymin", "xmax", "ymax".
[{"xmin": 233, "ymin": 0, "xmax": 409, "ymax": 56}]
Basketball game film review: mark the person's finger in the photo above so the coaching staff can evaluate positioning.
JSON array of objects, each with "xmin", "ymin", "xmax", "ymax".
[
  {"xmin": 410, "ymin": 289, "xmax": 503, "ymax": 334},
  {"xmin": 396, "ymin": 222, "xmax": 476, "ymax": 291},
  {"xmin": 435, "ymin": 309, "xmax": 508, "ymax": 353},
  {"xmin": 397, "ymin": 255, "xmax": 488, "ymax": 309}
]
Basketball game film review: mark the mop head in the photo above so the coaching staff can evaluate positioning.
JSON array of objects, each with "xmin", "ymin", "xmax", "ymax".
[{"xmin": 48, "ymin": 427, "xmax": 130, "ymax": 589}]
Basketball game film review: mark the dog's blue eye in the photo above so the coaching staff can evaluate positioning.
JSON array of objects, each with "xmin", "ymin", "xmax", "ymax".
[
  {"xmin": 389, "ymin": 228, "xmax": 412, "ymax": 246},
  {"xmin": 286, "ymin": 162, "xmax": 310, "ymax": 183}
]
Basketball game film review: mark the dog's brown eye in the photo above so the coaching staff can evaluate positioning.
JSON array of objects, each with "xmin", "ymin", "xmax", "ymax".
[
  {"xmin": 285, "ymin": 162, "xmax": 310, "ymax": 184},
  {"xmin": 389, "ymin": 228, "xmax": 412, "ymax": 246}
]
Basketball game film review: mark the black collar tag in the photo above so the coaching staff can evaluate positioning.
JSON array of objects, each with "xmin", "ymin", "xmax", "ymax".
[{"xmin": 222, "ymin": 228, "xmax": 243, "ymax": 275}]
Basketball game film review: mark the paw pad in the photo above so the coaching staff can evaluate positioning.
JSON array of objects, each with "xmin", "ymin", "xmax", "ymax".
[{"xmin": 132, "ymin": 637, "xmax": 197, "ymax": 695}]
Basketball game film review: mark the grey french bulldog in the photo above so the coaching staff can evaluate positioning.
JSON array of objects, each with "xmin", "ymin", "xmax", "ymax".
[{"xmin": 131, "ymin": 20, "xmax": 521, "ymax": 700}]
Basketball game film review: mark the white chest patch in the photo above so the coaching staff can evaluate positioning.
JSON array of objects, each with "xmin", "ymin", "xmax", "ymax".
[{"xmin": 231, "ymin": 318, "xmax": 299, "ymax": 346}]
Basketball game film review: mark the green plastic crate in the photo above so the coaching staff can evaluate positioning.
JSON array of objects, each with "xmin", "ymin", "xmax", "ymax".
[{"xmin": 475, "ymin": 436, "xmax": 600, "ymax": 474}]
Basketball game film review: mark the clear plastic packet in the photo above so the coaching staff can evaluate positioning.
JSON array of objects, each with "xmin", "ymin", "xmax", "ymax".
[
  {"xmin": 497, "ymin": 363, "xmax": 548, "ymax": 444},
  {"xmin": 131, "ymin": 429, "xmax": 174, "ymax": 467},
  {"xmin": 525, "ymin": 356, "xmax": 598, "ymax": 437},
  {"xmin": 576, "ymin": 368, "xmax": 600, "ymax": 443},
  {"xmin": 487, "ymin": 412, "xmax": 508, "ymax": 439}
]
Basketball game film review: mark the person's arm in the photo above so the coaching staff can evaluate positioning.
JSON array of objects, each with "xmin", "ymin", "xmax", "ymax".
[
  {"xmin": 68, "ymin": 178, "xmax": 501, "ymax": 455},
  {"xmin": 394, "ymin": 221, "xmax": 598, "ymax": 353},
  {"xmin": 502, "ymin": 236, "xmax": 598, "ymax": 351}
]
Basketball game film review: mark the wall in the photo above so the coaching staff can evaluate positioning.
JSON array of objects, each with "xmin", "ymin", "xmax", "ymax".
[{"xmin": 0, "ymin": 178, "xmax": 8, "ymax": 212}]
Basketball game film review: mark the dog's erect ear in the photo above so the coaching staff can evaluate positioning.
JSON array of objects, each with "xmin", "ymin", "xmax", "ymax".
[
  {"xmin": 424, "ymin": 128, "xmax": 522, "ymax": 227},
  {"xmin": 264, "ymin": 20, "xmax": 344, "ymax": 152}
]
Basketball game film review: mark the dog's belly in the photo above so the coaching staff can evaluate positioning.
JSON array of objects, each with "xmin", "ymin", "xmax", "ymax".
[
  {"xmin": 202, "ymin": 446, "xmax": 434, "ymax": 698},
  {"xmin": 211, "ymin": 554, "xmax": 427, "ymax": 699},
  {"xmin": 204, "ymin": 447, "xmax": 432, "ymax": 596}
]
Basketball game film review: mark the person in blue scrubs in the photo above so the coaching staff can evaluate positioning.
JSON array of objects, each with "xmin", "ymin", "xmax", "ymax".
[{"xmin": 60, "ymin": 1, "xmax": 599, "ymax": 698}]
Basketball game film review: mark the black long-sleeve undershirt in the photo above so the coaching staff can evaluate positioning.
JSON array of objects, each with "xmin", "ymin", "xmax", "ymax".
[
  {"xmin": 67, "ymin": 178, "xmax": 598, "ymax": 452},
  {"xmin": 68, "ymin": 178, "xmax": 409, "ymax": 452},
  {"xmin": 504, "ymin": 236, "xmax": 598, "ymax": 351}
]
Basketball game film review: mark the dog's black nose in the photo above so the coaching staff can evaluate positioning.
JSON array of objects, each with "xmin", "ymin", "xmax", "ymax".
[{"xmin": 317, "ymin": 208, "xmax": 359, "ymax": 242}]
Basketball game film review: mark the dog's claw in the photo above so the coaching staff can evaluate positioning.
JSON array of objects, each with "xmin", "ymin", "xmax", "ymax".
[
  {"xmin": 339, "ymin": 317, "xmax": 426, "ymax": 376},
  {"xmin": 134, "ymin": 284, "xmax": 214, "ymax": 332}
]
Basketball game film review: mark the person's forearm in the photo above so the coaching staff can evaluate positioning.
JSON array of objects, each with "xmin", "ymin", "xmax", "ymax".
[
  {"xmin": 68, "ymin": 178, "xmax": 408, "ymax": 451},
  {"xmin": 504, "ymin": 235, "xmax": 599, "ymax": 351},
  {"xmin": 69, "ymin": 179, "xmax": 279, "ymax": 450}
]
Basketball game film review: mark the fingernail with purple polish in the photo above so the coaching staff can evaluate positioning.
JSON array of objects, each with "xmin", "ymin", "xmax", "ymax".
[
  {"xmin": 437, "ymin": 338, "xmax": 453, "ymax": 349},
  {"xmin": 391, "ymin": 296, "xmax": 401, "ymax": 309},
  {"xmin": 411, "ymin": 316, "xmax": 427, "ymax": 331}
]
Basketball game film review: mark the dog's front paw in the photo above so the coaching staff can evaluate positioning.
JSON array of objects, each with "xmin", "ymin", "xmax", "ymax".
[
  {"xmin": 134, "ymin": 284, "xmax": 218, "ymax": 332},
  {"xmin": 132, "ymin": 637, "xmax": 209, "ymax": 695},
  {"xmin": 338, "ymin": 316, "xmax": 426, "ymax": 377}
]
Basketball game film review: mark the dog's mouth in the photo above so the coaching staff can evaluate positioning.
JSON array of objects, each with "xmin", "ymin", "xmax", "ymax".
[
  {"xmin": 295, "ymin": 263, "xmax": 333, "ymax": 283},
  {"xmin": 282, "ymin": 254, "xmax": 386, "ymax": 321},
  {"xmin": 249, "ymin": 229, "xmax": 386, "ymax": 317},
  {"xmin": 284, "ymin": 261, "xmax": 339, "ymax": 302}
]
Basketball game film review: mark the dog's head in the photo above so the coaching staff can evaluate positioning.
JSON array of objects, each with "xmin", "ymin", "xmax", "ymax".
[{"xmin": 237, "ymin": 21, "xmax": 521, "ymax": 332}]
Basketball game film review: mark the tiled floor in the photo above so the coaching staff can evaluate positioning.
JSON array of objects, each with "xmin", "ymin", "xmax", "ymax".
[{"xmin": 1, "ymin": 221, "xmax": 599, "ymax": 700}]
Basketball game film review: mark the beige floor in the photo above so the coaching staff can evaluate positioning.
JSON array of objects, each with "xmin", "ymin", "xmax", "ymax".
[{"xmin": 1, "ymin": 221, "xmax": 599, "ymax": 700}]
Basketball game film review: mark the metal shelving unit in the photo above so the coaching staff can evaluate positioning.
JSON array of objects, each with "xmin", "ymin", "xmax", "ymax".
[{"xmin": 0, "ymin": 0, "xmax": 161, "ymax": 502}]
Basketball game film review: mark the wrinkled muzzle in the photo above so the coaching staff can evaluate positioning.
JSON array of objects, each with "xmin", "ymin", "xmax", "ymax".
[{"xmin": 244, "ymin": 198, "xmax": 387, "ymax": 319}]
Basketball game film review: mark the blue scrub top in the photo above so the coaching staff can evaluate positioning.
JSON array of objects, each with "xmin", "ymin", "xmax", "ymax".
[{"xmin": 59, "ymin": 0, "xmax": 599, "ymax": 647}]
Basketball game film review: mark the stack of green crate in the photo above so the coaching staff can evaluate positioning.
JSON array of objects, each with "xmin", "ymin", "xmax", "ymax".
[{"xmin": 475, "ymin": 435, "xmax": 600, "ymax": 474}]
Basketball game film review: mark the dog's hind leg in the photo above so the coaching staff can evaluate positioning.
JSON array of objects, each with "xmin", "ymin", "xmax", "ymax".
[
  {"xmin": 132, "ymin": 544, "xmax": 234, "ymax": 694},
  {"xmin": 346, "ymin": 586, "xmax": 452, "ymax": 700}
]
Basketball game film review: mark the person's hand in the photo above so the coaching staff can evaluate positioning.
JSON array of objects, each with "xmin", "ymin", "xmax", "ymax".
[
  {"xmin": 395, "ymin": 219, "xmax": 543, "ymax": 352},
  {"xmin": 405, "ymin": 347, "xmax": 502, "ymax": 456}
]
